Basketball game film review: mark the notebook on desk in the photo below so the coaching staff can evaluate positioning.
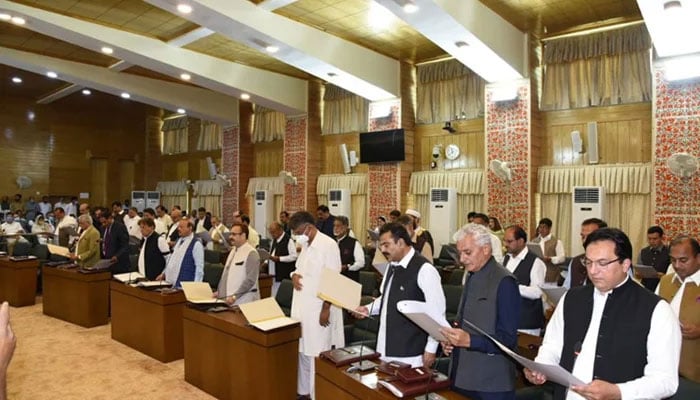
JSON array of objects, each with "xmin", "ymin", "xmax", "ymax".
[{"xmin": 238, "ymin": 297, "xmax": 298, "ymax": 331}]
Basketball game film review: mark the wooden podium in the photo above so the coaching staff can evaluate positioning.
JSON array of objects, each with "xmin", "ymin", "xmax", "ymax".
[
  {"xmin": 0, "ymin": 256, "xmax": 38, "ymax": 306},
  {"xmin": 42, "ymin": 267, "xmax": 111, "ymax": 327},
  {"xmin": 183, "ymin": 306, "xmax": 300, "ymax": 399},
  {"xmin": 110, "ymin": 282, "xmax": 186, "ymax": 362},
  {"xmin": 258, "ymin": 273, "xmax": 273, "ymax": 298}
]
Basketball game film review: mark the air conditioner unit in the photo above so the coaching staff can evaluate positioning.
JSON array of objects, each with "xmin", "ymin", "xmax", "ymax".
[
  {"xmin": 328, "ymin": 188, "xmax": 351, "ymax": 220},
  {"xmin": 145, "ymin": 191, "xmax": 160, "ymax": 210},
  {"xmin": 570, "ymin": 186, "xmax": 605, "ymax": 255},
  {"xmin": 428, "ymin": 188, "xmax": 458, "ymax": 253},
  {"xmin": 131, "ymin": 191, "xmax": 146, "ymax": 212},
  {"xmin": 254, "ymin": 190, "xmax": 273, "ymax": 239}
]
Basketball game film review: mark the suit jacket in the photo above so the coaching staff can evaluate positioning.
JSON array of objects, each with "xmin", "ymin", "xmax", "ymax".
[
  {"xmin": 102, "ymin": 221, "xmax": 130, "ymax": 274},
  {"xmin": 76, "ymin": 225, "xmax": 101, "ymax": 268},
  {"xmin": 194, "ymin": 216, "xmax": 212, "ymax": 232}
]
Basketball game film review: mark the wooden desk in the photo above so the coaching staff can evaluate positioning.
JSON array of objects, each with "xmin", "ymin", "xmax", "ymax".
[
  {"xmin": 183, "ymin": 306, "xmax": 300, "ymax": 399},
  {"xmin": 42, "ymin": 267, "xmax": 111, "ymax": 327},
  {"xmin": 110, "ymin": 282, "xmax": 186, "ymax": 362},
  {"xmin": 258, "ymin": 273, "xmax": 273, "ymax": 298},
  {"xmin": 315, "ymin": 358, "xmax": 471, "ymax": 400},
  {"xmin": 0, "ymin": 256, "xmax": 38, "ymax": 306}
]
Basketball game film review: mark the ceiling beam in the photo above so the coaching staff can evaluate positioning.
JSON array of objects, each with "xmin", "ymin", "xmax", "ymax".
[
  {"xmin": 145, "ymin": 0, "xmax": 400, "ymax": 101},
  {"xmin": 0, "ymin": 0, "xmax": 307, "ymax": 114},
  {"xmin": 1, "ymin": 46, "xmax": 240, "ymax": 124}
]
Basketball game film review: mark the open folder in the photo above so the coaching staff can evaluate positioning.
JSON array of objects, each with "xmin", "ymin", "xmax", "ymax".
[
  {"xmin": 47, "ymin": 244, "xmax": 71, "ymax": 258},
  {"xmin": 317, "ymin": 268, "xmax": 362, "ymax": 312},
  {"xmin": 238, "ymin": 297, "xmax": 299, "ymax": 331},
  {"xmin": 397, "ymin": 300, "xmax": 450, "ymax": 341},
  {"xmin": 181, "ymin": 282, "xmax": 225, "ymax": 304},
  {"xmin": 634, "ymin": 264, "xmax": 660, "ymax": 279}
]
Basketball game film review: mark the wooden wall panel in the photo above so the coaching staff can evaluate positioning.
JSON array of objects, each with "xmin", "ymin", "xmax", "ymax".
[
  {"xmin": 320, "ymin": 133, "xmax": 367, "ymax": 175},
  {"xmin": 119, "ymin": 160, "xmax": 135, "ymax": 202},
  {"xmin": 414, "ymin": 118, "xmax": 485, "ymax": 171},
  {"xmin": 541, "ymin": 103, "xmax": 652, "ymax": 165},
  {"xmin": 90, "ymin": 158, "xmax": 108, "ymax": 207},
  {"xmin": 253, "ymin": 141, "xmax": 284, "ymax": 177}
]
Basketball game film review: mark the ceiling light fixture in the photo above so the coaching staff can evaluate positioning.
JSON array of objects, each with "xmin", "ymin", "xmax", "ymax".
[
  {"xmin": 265, "ymin": 45, "xmax": 279, "ymax": 53},
  {"xmin": 403, "ymin": 2, "xmax": 418, "ymax": 14},
  {"xmin": 176, "ymin": 4, "xmax": 193, "ymax": 14},
  {"xmin": 455, "ymin": 41, "xmax": 469, "ymax": 48},
  {"xmin": 46, "ymin": 71, "xmax": 57, "ymax": 79},
  {"xmin": 180, "ymin": 73, "xmax": 191, "ymax": 81},
  {"xmin": 101, "ymin": 46, "xmax": 113, "ymax": 55},
  {"xmin": 82, "ymin": 89, "xmax": 91, "ymax": 95},
  {"xmin": 11, "ymin": 77, "xmax": 22, "ymax": 84},
  {"xmin": 10, "ymin": 16, "xmax": 25, "ymax": 25},
  {"xmin": 663, "ymin": 1, "xmax": 682, "ymax": 11},
  {"xmin": 327, "ymin": 72, "xmax": 338, "ymax": 77},
  {"xmin": 0, "ymin": 13, "xmax": 11, "ymax": 21},
  {"xmin": 121, "ymin": 92, "xmax": 131, "ymax": 99},
  {"xmin": 177, "ymin": 108, "xmax": 186, "ymax": 114},
  {"xmin": 240, "ymin": 93, "xmax": 250, "ymax": 100}
]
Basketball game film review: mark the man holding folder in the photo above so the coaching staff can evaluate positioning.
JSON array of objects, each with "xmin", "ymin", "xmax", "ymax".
[{"xmin": 69, "ymin": 215, "xmax": 100, "ymax": 268}]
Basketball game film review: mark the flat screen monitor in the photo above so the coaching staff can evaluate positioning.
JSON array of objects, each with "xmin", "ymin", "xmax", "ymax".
[{"xmin": 359, "ymin": 128, "xmax": 405, "ymax": 163}]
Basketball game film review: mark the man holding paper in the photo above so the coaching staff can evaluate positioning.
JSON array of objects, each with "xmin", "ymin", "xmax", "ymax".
[
  {"xmin": 68, "ymin": 215, "xmax": 100, "ymax": 268},
  {"xmin": 525, "ymin": 228, "xmax": 681, "ymax": 400},
  {"xmin": 214, "ymin": 223, "xmax": 260, "ymax": 306}
]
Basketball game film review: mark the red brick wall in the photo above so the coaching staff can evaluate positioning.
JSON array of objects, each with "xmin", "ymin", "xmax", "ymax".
[{"xmin": 221, "ymin": 125, "xmax": 239, "ymax": 225}]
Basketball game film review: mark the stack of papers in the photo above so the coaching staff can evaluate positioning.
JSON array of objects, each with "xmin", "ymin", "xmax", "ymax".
[
  {"xmin": 238, "ymin": 297, "xmax": 298, "ymax": 331},
  {"xmin": 181, "ymin": 282, "xmax": 225, "ymax": 304}
]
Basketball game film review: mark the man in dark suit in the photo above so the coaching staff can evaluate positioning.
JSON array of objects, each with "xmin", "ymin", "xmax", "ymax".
[
  {"xmin": 100, "ymin": 213, "xmax": 130, "ymax": 274},
  {"xmin": 315, "ymin": 205, "xmax": 335, "ymax": 238},
  {"xmin": 194, "ymin": 207, "xmax": 212, "ymax": 233}
]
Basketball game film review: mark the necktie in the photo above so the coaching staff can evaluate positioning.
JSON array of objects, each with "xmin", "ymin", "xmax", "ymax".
[{"xmin": 103, "ymin": 226, "xmax": 111, "ymax": 256}]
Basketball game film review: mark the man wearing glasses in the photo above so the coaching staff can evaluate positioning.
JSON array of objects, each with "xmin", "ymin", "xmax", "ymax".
[{"xmin": 525, "ymin": 228, "xmax": 682, "ymax": 400}]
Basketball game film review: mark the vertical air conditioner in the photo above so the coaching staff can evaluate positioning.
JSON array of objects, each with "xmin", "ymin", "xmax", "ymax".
[
  {"xmin": 145, "ymin": 191, "xmax": 160, "ymax": 210},
  {"xmin": 254, "ymin": 190, "xmax": 273, "ymax": 239},
  {"xmin": 328, "ymin": 188, "xmax": 351, "ymax": 220},
  {"xmin": 570, "ymin": 186, "xmax": 605, "ymax": 255},
  {"xmin": 131, "ymin": 191, "xmax": 146, "ymax": 212},
  {"xmin": 428, "ymin": 188, "xmax": 458, "ymax": 252}
]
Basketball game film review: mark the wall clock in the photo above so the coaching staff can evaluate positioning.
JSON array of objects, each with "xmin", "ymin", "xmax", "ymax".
[{"xmin": 445, "ymin": 144, "xmax": 460, "ymax": 160}]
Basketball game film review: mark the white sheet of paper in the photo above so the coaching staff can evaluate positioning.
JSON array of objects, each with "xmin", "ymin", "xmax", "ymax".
[
  {"xmin": 317, "ymin": 267, "xmax": 362, "ymax": 312},
  {"xmin": 526, "ymin": 243, "xmax": 544, "ymax": 259},
  {"xmin": 113, "ymin": 272, "xmax": 145, "ymax": 283},
  {"xmin": 541, "ymin": 286, "xmax": 567, "ymax": 306},
  {"xmin": 137, "ymin": 280, "xmax": 173, "ymax": 288},
  {"xmin": 238, "ymin": 297, "xmax": 299, "ymax": 331},
  {"xmin": 461, "ymin": 319, "xmax": 586, "ymax": 387},
  {"xmin": 397, "ymin": 300, "xmax": 450, "ymax": 341},
  {"xmin": 181, "ymin": 282, "xmax": 224, "ymax": 303},
  {"xmin": 47, "ymin": 244, "xmax": 71, "ymax": 258},
  {"xmin": 634, "ymin": 264, "xmax": 659, "ymax": 279},
  {"xmin": 373, "ymin": 262, "xmax": 388, "ymax": 276}
]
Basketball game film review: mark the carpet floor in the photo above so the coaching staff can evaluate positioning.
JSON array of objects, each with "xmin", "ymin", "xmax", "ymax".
[{"xmin": 6, "ymin": 299, "xmax": 215, "ymax": 399}]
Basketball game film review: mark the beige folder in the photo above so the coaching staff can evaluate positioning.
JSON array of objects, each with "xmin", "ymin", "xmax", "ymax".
[
  {"xmin": 238, "ymin": 297, "xmax": 299, "ymax": 331},
  {"xmin": 181, "ymin": 282, "xmax": 225, "ymax": 304},
  {"xmin": 47, "ymin": 244, "xmax": 71, "ymax": 258},
  {"xmin": 317, "ymin": 267, "xmax": 362, "ymax": 312}
]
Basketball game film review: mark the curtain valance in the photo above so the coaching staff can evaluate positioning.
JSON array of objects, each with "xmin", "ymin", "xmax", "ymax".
[
  {"xmin": 156, "ymin": 181, "xmax": 188, "ymax": 195},
  {"xmin": 544, "ymin": 24, "xmax": 651, "ymax": 64},
  {"xmin": 316, "ymin": 174, "xmax": 368, "ymax": 195},
  {"xmin": 537, "ymin": 164, "xmax": 652, "ymax": 194},
  {"xmin": 246, "ymin": 177, "xmax": 285, "ymax": 196},
  {"xmin": 409, "ymin": 170, "xmax": 484, "ymax": 195}
]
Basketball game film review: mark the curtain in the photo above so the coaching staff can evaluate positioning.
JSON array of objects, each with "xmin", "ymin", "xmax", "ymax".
[
  {"xmin": 537, "ymin": 164, "xmax": 652, "ymax": 258},
  {"xmin": 316, "ymin": 174, "xmax": 368, "ymax": 242},
  {"xmin": 541, "ymin": 24, "xmax": 652, "ymax": 110},
  {"xmin": 192, "ymin": 180, "xmax": 222, "ymax": 218},
  {"xmin": 322, "ymin": 84, "xmax": 369, "ymax": 135},
  {"xmin": 161, "ymin": 117, "xmax": 188, "ymax": 154},
  {"xmin": 252, "ymin": 105, "xmax": 286, "ymax": 143},
  {"xmin": 245, "ymin": 177, "xmax": 285, "ymax": 230},
  {"xmin": 196, "ymin": 121, "xmax": 222, "ymax": 151},
  {"xmin": 416, "ymin": 59, "xmax": 486, "ymax": 124},
  {"xmin": 155, "ymin": 181, "xmax": 188, "ymax": 211}
]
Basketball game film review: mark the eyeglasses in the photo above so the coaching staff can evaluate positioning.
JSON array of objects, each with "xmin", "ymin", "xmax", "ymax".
[{"xmin": 582, "ymin": 257, "xmax": 621, "ymax": 269}]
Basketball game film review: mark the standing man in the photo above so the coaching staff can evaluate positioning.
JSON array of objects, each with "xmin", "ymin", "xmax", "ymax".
[
  {"xmin": 156, "ymin": 205, "xmax": 173, "ymax": 230},
  {"xmin": 563, "ymin": 218, "xmax": 607, "ymax": 289},
  {"xmin": 355, "ymin": 222, "xmax": 445, "ymax": 368},
  {"xmin": 334, "ymin": 216, "xmax": 364, "ymax": 282},
  {"xmin": 137, "ymin": 218, "xmax": 170, "ymax": 280},
  {"xmin": 215, "ymin": 223, "xmax": 260, "ymax": 306},
  {"xmin": 240, "ymin": 214, "xmax": 259, "ymax": 247},
  {"xmin": 502, "ymin": 225, "xmax": 546, "ymax": 336},
  {"xmin": 315, "ymin": 205, "xmax": 335, "ymax": 238},
  {"xmin": 289, "ymin": 211, "xmax": 344, "ymax": 400},
  {"xmin": 397, "ymin": 215, "xmax": 434, "ymax": 263},
  {"xmin": 439, "ymin": 224, "xmax": 520, "ymax": 400},
  {"xmin": 638, "ymin": 225, "xmax": 670, "ymax": 291},
  {"xmin": 194, "ymin": 207, "xmax": 211, "ymax": 234},
  {"xmin": 158, "ymin": 219, "xmax": 204, "ymax": 287},
  {"xmin": 657, "ymin": 236, "xmax": 700, "ymax": 399},
  {"xmin": 123, "ymin": 207, "xmax": 142, "ymax": 240},
  {"xmin": 279, "ymin": 211, "xmax": 291, "ymax": 235},
  {"xmin": 144, "ymin": 208, "xmax": 166, "ymax": 236},
  {"xmin": 471, "ymin": 213, "xmax": 504, "ymax": 265},
  {"xmin": 533, "ymin": 218, "xmax": 566, "ymax": 283},
  {"xmin": 267, "ymin": 221, "xmax": 297, "ymax": 297},
  {"xmin": 100, "ymin": 213, "xmax": 130, "ymax": 274},
  {"xmin": 38, "ymin": 196, "xmax": 52, "ymax": 217},
  {"xmin": 405, "ymin": 209, "xmax": 435, "ymax": 260},
  {"xmin": 68, "ymin": 215, "xmax": 101, "ymax": 268},
  {"xmin": 525, "ymin": 228, "xmax": 681, "ymax": 400},
  {"xmin": 111, "ymin": 201, "xmax": 126, "ymax": 224},
  {"xmin": 166, "ymin": 208, "xmax": 182, "ymax": 246},
  {"xmin": 53, "ymin": 207, "xmax": 77, "ymax": 247},
  {"xmin": 208, "ymin": 216, "xmax": 229, "ymax": 250}
]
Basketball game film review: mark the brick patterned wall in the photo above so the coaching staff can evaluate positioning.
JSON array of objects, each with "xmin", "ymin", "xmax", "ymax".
[
  {"xmin": 485, "ymin": 82, "xmax": 531, "ymax": 229},
  {"xmin": 284, "ymin": 116, "xmax": 308, "ymax": 212},
  {"xmin": 653, "ymin": 68, "xmax": 700, "ymax": 239},
  {"xmin": 221, "ymin": 125, "xmax": 239, "ymax": 225},
  {"xmin": 368, "ymin": 99, "xmax": 402, "ymax": 221}
]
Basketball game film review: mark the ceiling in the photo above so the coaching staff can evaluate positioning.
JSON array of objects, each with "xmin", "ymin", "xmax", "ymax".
[{"xmin": 0, "ymin": 0, "xmax": 644, "ymax": 114}]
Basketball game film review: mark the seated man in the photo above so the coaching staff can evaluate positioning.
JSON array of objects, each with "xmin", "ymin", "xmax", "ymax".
[{"xmin": 214, "ymin": 223, "xmax": 260, "ymax": 305}]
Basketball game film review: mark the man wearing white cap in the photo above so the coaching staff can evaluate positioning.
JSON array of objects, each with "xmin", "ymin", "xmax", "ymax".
[{"xmin": 405, "ymin": 209, "xmax": 435, "ymax": 260}]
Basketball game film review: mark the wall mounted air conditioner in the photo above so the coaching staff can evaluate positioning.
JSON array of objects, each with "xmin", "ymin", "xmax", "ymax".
[
  {"xmin": 570, "ymin": 186, "xmax": 605, "ymax": 255},
  {"xmin": 131, "ymin": 191, "xmax": 146, "ymax": 212},
  {"xmin": 428, "ymin": 188, "xmax": 458, "ymax": 255},
  {"xmin": 145, "ymin": 191, "xmax": 160, "ymax": 210},
  {"xmin": 254, "ymin": 190, "xmax": 273, "ymax": 239},
  {"xmin": 328, "ymin": 188, "xmax": 351, "ymax": 220}
]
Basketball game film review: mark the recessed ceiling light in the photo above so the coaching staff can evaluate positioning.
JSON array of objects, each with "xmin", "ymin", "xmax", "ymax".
[
  {"xmin": 0, "ymin": 13, "xmax": 11, "ymax": 21},
  {"xmin": 101, "ymin": 46, "xmax": 113, "ymax": 55},
  {"xmin": 121, "ymin": 92, "xmax": 131, "ymax": 99},
  {"xmin": 82, "ymin": 89, "xmax": 91, "ymax": 95},
  {"xmin": 10, "ymin": 16, "xmax": 25, "ymax": 25},
  {"xmin": 11, "ymin": 77, "xmax": 22, "ymax": 84},
  {"xmin": 403, "ymin": 3, "xmax": 418, "ymax": 13},
  {"xmin": 177, "ymin": 4, "xmax": 193, "ymax": 14},
  {"xmin": 240, "ymin": 93, "xmax": 250, "ymax": 100},
  {"xmin": 265, "ymin": 45, "xmax": 279, "ymax": 53},
  {"xmin": 664, "ymin": 1, "xmax": 682, "ymax": 11},
  {"xmin": 177, "ymin": 108, "xmax": 186, "ymax": 114},
  {"xmin": 180, "ymin": 73, "xmax": 191, "ymax": 81},
  {"xmin": 46, "ymin": 71, "xmax": 57, "ymax": 79}
]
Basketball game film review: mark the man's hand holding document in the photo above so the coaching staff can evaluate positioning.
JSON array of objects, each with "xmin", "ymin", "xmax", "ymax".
[
  {"xmin": 47, "ymin": 244, "xmax": 71, "ymax": 258},
  {"xmin": 238, "ymin": 297, "xmax": 299, "ymax": 331}
]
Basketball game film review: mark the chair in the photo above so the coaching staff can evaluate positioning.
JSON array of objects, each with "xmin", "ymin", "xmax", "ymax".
[
  {"xmin": 203, "ymin": 262, "xmax": 224, "ymax": 289},
  {"xmin": 275, "ymin": 279, "xmax": 293, "ymax": 316},
  {"xmin": 434, "ymin": 244, "xmax": 459, "ymax": 269},
  {"xmin": 359, "ymin": 271, "xmax": 379, "ymax": 299},
  {"xmin": 30, "ymin": 244, "xmax": 49, "ymax": 263},
  {"xmin": 345, "ymin": 315, "xmax": 380, "ymax": 349},
  {"xmin": 443, "ymin": 284, "xmax": 463, "ymax": 322},
  {"xmin": 11, "ymin": 240, "xmax": 32, "ymax": 256},
  {"xmin": 204, "ymin": 249, "xmax": 222, "ymax": 264},
  {"xmin": 447, "ymin": 269, "xmax": 465, "ymax": 286}
]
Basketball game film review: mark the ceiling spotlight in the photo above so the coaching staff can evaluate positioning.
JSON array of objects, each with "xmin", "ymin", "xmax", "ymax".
[
  {"xmin": 265, "ymin": 45, "xmax": 279, "ymax": 53},
  {"xmin": 121, "ymin": 92, "xmax": 131, "ymax": 99},
  {"xmin": 180, "ymin": 73, "xmax": 191, "ymax": 81},
  {"xmin": 46, "ymin": 71, "xmax": 57, "ymax": 78},
  {"xmin": 240, "ymin": 93, "xmax": 250, "ymax": 100},
  {"xmin": 101, "ymin": 46, "xmax": 113, "ymax": 55},
  {"xmin": 177, "ymin": 4, "xmax": 193, "ymax": 14},
  {"xmin": 177, "ymin": 108, "xmax": 186, "ymax": 114},
  {"xmin": 664, "ymin": 1, "xmax": 682, "ymax": 11},
  {"xmin": 11, "ymin": 77, "xmax": 22, "ymax": 84},
  {"xmin": 82, "ymin": 89, "xmax": 91, "ymax": 95},
  {"xmin": 455, "ymin": 40, "xmax": 469, "ymax": 48},
  {"xmin": 402, "ymin": 2, "xmax": 418, "ymax": 13},
  {"xmin": 10, "ymin": 16, "xmax": 25, "ymax": 25},
  {"xmin": 0, "ymin": 13, "xmax": 11, "ymax": 21},
  {"xmin": 327, "ymin": 72, "xmax": 338, "ymax": 77}
]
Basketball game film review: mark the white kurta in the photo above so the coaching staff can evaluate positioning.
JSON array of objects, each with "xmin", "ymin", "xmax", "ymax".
[{"xmin": 290, "ymin": 232, "xmax": 345, "ymax": 356}]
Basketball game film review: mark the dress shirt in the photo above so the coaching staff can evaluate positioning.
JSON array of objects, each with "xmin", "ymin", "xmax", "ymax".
[
  {"xmin": 247, "ymin": 226, "xmax": 260, "ymax": 248},
  {"xmin": 159, "ymin": 214, "xmax": 173, "ymax": 229},
  {"xmin": 537, "ymin": 234, "xmax": 566, "ymax": 264},
  {"xmin": 1, "ymin": 221, "xmax": 25, "ymax": 244},
  {"xmin": 656, "ymin": 268, "xmax": 700, "ymax": 316},
  {"xmin": 123, "ymin": 215, "xmax": 142, "ymax": 239},
  {"xmin": 536, "ymin": 277, "xmax": 681, "ymax": 400},
  {"xmin": 163, "ymin": 234, "xmax": 204, "ymax": 284},
  {"xmin": 336, "ymin": 235, "xmax": 365, "ymax": 271},
  {"xmin": 138, "ymin": 233, "xmax": 170, "ymax": 277},
  {"xmin": 268, "ymin": 232, "xmax": 297, "ymax": 276},
  {"xmin": 64, "ymin": 202, "xmax": 77, "ymax": 217},
  {"xmin": 154, "ymin": 219, "xmax": 167, "ymax": 235},
  {"xmin": 504, "ymin": 248, "xmax": 546, "ymax": 300},
  {"xmin": 366, "ymin": 247, "xmax": 446, "ymax": 367},
  {"xmin": 38, "ymin": 201, "xmax": 52, "ymax": 216},
  {"xmin": 490, "ymin": 233, "xmax": 504, "ymax": 264}
]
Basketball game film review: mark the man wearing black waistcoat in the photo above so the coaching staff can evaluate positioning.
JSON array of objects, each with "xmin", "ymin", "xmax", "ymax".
[
  {"xmin": 563, "ymin": 218, "xmax": 607, "ymax": 289},
  {"xmin": 334, "ymin": 216, "xmax": 364, "ymax": 282},
  {"xmin": 637, "ymin": 225, "xmax": 670, "ymax": 291},
  {"xmin": 525, "ymin": 228, "xmax": 681, "ymax": 400},
  {"xmin": 267, "ymin": 221, "xmax": 297, "ymax": 297},
  {"xmin": 137, "ymin": 218, "xmax": 170, "ymax": 280},
  {"xmin": 355, "ymin": 222, "xmax": 445, "ymax": 368},
  {"xmin": 440, "ymin": 223, "xmax": 520, "ymax": 400}
]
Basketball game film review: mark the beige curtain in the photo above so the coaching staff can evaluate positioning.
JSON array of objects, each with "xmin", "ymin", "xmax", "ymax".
[
  {"xmin": 541, "ymin": 24, "xmax": 652, "ymax": 110},
  {"xmin": 537, "ymin": 164, "xmax": 652, "ymax": 258},
  {"xmin": 155, "ymin": 181, "xmax": 188, "ymax": 211},
  {"xmin": 416, "ymin": 59, "xmax": 486, "ymax": 124},
  {"xmin": 252, "ymin": 105, "xmax": 286, "ymax": 143},
  {"xmin": 322, "ymin": 84, "xmax": 369, "ymax": 135},
  {"xmin": 196, "ymin": 121, "xmax": 222, "ymax": 151},
  {"xmin": 408, "ymin": 170, "xmax": 485, "ymax": 229},
  {"xmin": 161, "ymin": 117, "xmax": 188, "ymax": 154},
  {"xmin": 245, "ymin": 177, "xmax": 285, "ymax": 230},
  {"xmin": 192, "ymin": 180, "xmax": 222, "ymax": 218},
  {"xmin": 316, "ymin": 174, "xmax": 368, "ymax": 242}
]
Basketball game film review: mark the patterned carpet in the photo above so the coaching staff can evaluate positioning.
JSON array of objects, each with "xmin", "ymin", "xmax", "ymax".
[{"xmin": 6, "ymin": 299, "xmax": 215, "ymax": 399}]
